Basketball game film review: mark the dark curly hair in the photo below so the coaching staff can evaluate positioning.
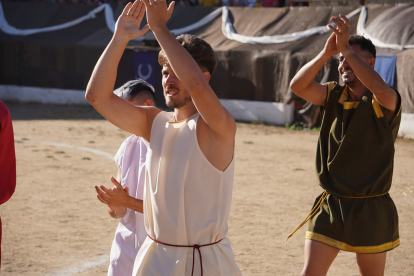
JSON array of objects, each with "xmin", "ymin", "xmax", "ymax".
[
  {"xmin": 158, "ymin": 34, "xmax": 217, "ymax": 75},
  {"xmin": 349, "ymin": 35, "xmax": 376, "ymax": 58}
]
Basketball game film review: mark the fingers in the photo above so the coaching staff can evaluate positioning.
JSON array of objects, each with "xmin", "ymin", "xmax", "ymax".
[
  {"xmin": 97, "ymin": 194, "xmax": 109, "ymax": 205},
  {"xmin": 111, "ymin": 176, "xmax": 123, "ymax": 190},
  {"xmin": 100, "ymin": 185, "xmax": 113, "ymax": 194},
  {"xmin": 124, "ymin": 187, "xmax": 130, "ymax": 194},
  {"xmin": 127, "ymin": 0, "xmax": 140, "ymax": 17},
  {"xmin": 330, "ymin": 15, "xmax": 349, "ymax": 33},
  {"xmin": 167, "ymin": 1, "xmax": 175, "ymax": 18},
  {"xmin": 142, "ymin": 0, "xmax": 150, "ymax": 8},
  {"xmin": 328, "ymin": 24, "xmax": 340, "ymax": 35},
  {"xmin": 133, "ymin": 0, "xmax": 144, "ymax": 18},
  {"xmin": 141, "ymin": 24, "xmax": 150, "ymax": 35},
  {"xmin": 122, "ymin": 2, "xmax": 133, "ymax": 16},
  {"xmin": 339, "ymin": 14, "xmax": 350, "ymax": 27},
  {"xmin": 136, "ymin": 1, "xmax": 147, "ymax": 23},
  {"xmin": 95, "ymin": 185, "xmax": 106, "ymax": 196}
]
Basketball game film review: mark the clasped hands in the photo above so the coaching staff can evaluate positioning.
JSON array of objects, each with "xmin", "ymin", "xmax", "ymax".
[
  {"xmin": 95, "ymin": 176, "xmax": 129, "ymax": 213},
  {"xmin": 114, "ymin": 0, "xmax": 175, "ymax": 41},
  {"xmin": 323, "ymin": 14, "xmax": 351, "ymax": 57}
]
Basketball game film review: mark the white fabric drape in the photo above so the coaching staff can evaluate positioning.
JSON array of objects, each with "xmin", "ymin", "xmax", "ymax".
[
  {"xmin": 221, "ymin": 6, "xmax": 361, "ymax": 44},
  {"xmin": 0, "ymin": 2, "xmax": 106, "ymax": 36},
  {"xmin": 1, "ymin": 3, "xmax": 412, "ymax": 49}
]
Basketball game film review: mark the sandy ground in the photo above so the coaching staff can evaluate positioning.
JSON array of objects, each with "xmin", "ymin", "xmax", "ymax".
[{"xmin": 1, "ymin": 102, "xmax": 414, "ymax": 276}]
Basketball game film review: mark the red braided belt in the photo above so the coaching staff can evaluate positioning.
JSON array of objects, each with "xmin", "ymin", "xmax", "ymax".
[{"xmin": 147, "ymin": 235, "xmax": 223, "ymax": 276}]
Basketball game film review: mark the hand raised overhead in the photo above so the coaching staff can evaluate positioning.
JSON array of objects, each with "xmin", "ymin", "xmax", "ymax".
[
  {"xmin": 114, "ymin": 0, "xmax": 150, "ymax": 41},
  {"xmin": 328, "ymin": 14, "xmax": 351, "ymax": 52},
  {"xmin": 322, "ymin": 33, "xmax": 340, "ymax": 58},
  {"xmin": 142, "ymin": 0, "xmax": 175, "ymax": 32}
]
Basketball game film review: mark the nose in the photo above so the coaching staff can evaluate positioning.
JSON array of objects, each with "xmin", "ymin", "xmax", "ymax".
[
  {"xmin": 164, "ymin": 74, "xmax": 177, "ymax": 86},
  {"xmin": 340, "ymin": 58, "xmax": 349, "ymax": 67}
]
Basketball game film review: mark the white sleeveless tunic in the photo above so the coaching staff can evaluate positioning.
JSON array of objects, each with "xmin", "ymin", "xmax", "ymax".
[{"xmin": 133, "ymin": 112, "xmax": 241, "ymax": 276}]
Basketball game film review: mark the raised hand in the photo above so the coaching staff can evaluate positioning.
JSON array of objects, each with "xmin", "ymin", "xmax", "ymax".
[
  {"xmin": 142, "ymin": 0, "xmax": 175, "ymax": 32},
  {"xmin": 114, "ymin": 0, "xmax": 150, "ymax": 41},
  {"xmin": 328, "ymin": 14, "xmax": 351, "ymax": 52},
  {"xmin": 322, "ymin": 33, "xmax": 340, "ymax": 58}
]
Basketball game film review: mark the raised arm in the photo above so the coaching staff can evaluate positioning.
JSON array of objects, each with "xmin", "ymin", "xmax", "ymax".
[
  {"xmin": 329, "ymin": 15, "xmax": 398, "ymax": 113},
  {"xmin": 85, "ymin": 1, "xmax": 160, "ymax": 141},
  {"xmin": 142, "ymin": 0, "xmax": 236, "ymax": 141},
  {"xmin": 290, "ymin": 33, "xmax": 340, "ymax": 106}
]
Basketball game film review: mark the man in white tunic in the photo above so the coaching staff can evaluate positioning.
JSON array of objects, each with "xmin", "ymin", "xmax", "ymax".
[
  {"xmin": 85, "ymin": 0, "xmax": 241, "ymax": 275},
  {"xmin": 94, "ymin": 79, "xmax": 156, "ymax": 276}
]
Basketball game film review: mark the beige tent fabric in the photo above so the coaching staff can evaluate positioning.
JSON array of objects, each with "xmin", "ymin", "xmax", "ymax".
[{"xmin": 133, "ymin": 112, "xmax": 241, "ymax": 276}]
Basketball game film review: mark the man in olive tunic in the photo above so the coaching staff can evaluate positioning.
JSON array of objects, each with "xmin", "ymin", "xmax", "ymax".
[{"xmin": 289, "ymin": 15, "xmax": 401, "ymax": 275}]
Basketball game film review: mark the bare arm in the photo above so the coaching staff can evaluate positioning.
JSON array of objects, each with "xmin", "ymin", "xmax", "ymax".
[
  {"xmin": 290, "ymin": 33, "xmax": 339, "ymax": 106},
  {"xmin": 142, "ymin": 0, "xmax": 236, "ymax": 141},
  {"xmin": 85, "ymin": 1, "xmax": 160, "ymax": 140},
  {"xmin": 330, "ymin": 15, "xmax": 398, "ymax": 113}
]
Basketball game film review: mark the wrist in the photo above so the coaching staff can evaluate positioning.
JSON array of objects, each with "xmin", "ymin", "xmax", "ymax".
[
  {"xmin": 110, "ymin": 35, "xmax": 130, "ymax": 47},
  {"xmin": 151, "ymin": 24, "xmax": 169, "ymax": 35},
  {"xmin": 318, "ymin": 50, "xmax": 332, "ymax": 62},
  {"xmin": 339, "ymin": 45, "xmax": 352, "ymax": 56}
]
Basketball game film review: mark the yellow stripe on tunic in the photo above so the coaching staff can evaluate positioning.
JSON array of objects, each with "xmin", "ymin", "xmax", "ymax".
[{"xmin": 306, "ymin": 232, "xmax": 400, "ymax": 253}]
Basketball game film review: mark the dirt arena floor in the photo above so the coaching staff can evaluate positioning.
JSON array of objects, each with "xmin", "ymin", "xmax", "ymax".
[{"xmin": 1, "ymin": 102, "xmax": 413, "ymax": 276}]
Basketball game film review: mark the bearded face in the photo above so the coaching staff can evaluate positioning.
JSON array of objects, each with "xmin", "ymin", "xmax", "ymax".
[{"xmin": 162, "ymin": 63, "xmax": 192, "ymax": 109}]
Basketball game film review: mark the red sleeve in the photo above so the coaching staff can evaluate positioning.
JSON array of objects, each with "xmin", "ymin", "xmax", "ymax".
[{"xmin": 0, "ymin": 100, "xmax": 16, "ymax": 205}]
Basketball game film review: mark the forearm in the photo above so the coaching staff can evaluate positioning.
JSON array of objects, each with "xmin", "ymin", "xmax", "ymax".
[
  {"xmin": 341, "ymin": 48, "xmax": 397, "ymax": 110},
  {"xmin": 290, "ymin": 51, "xmax": 330, "ymax": 93},
  {"xmin": 123, "ymin": 196, "xmax": 144, "ymax": 213},
  {"xmin": 153, "ymin": 27, "xmax": 209, "ymax": 95},
  {"xmin": 153, "ymin": 27, "xmax": 234, "ymax": 136},
  {"xmin": 85, "ymin": 37, "xmax": 129, "ymax": 104}
]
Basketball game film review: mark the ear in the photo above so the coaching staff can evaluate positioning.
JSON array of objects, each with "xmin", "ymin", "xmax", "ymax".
[
  {"xmin": 145, "ymin": 99, "xmax": 155, "ymax": 106},
  {"xmin": 368, "ymin": 57, "xmax": 375, "ymax": 69},
  {"xmin": 202, "ymin": 71, "xmax": 211, "ymax": 83}
]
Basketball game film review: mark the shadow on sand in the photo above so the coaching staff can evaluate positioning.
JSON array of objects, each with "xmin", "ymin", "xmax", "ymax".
[{"xmin": 5, "ymin": 101, "xmax": 105, "ymax": 120}]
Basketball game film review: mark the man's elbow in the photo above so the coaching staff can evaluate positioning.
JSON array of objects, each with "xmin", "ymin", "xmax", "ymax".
[
  {"xmin": 85, "ymin": 88, "xmax": 95, "ymax": 104},
  {"xmin": 289, "ymin": 79, "xmax": 302, "ymax": 97}
]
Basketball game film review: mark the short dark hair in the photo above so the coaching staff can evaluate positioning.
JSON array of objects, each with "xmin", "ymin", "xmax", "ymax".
[
  {"xmin": 114, "ymin": 79, "xmax": 156, "ymax": 104},
  {"xmin": 349, "ymin": 35, "xmax": 376, "ymax": 58},
  {"xmin": 158, "ymin": 34, "xmax": 217, "ymax": 75}
]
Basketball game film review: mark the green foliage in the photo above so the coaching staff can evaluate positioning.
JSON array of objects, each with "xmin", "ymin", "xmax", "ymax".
[{"xmin": 285, "ymin": 122, "xmax": 321, "ymax": 132}]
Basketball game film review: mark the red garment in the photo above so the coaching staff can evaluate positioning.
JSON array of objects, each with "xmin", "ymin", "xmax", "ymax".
[
  {"xmin": 0, "ymin": 100, "xmax": 16, "ymax": 269},
  {"xmin": 261, "ymin": 0, "xmax": 278, "ymax": 7}
]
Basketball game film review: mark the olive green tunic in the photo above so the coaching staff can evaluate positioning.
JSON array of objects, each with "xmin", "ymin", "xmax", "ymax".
[{"xmin": 306, "ymin": 82, "xmax": 402, "ymax": 253}]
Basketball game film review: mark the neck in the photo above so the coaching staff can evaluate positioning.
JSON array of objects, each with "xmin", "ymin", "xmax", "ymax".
[
  {"xmin": 173, "ymin": 103, "xmax": 198, "ymax": 121},
  {"xmin": 347, "ymin": 80, "xmax": 370, "ymax": 101}
]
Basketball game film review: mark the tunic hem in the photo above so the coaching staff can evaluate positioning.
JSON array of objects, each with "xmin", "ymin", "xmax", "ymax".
[{"xmin": 306, "ymin": 231, "xmax": 400, "ymax": 253}]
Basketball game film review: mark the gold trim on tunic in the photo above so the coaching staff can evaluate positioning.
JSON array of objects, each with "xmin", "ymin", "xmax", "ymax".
[
  {"xmin": 343, "ymin": 101, "xmax": 360, "ymax": 109},
  {"xmin": 372, "ymin": 98, "xmax": 385, "ymax": 118},
  {"xmin": 285, "ymin": 191, "xmax": 389, "ymax": 241},
  {"xmin": 306, "ymin": 231, "xmax": 400, "ymax": 253}
]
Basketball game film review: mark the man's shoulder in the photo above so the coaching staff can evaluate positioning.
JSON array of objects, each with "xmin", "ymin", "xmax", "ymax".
[{"xmin": 153, "ymin": 111, "xmax": 173, "ymax": 126}]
